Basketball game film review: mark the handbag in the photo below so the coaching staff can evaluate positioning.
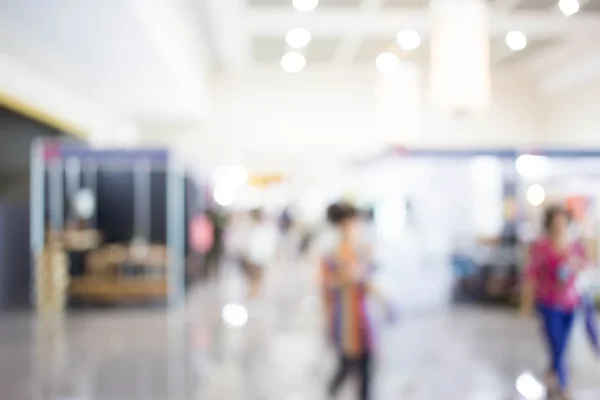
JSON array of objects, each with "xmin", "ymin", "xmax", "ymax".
[
  {"xmin": 577, "ymin": 268, "xmax": 600, "ymax": 355},
  {"xmin": 581, "ymin": 293, "xmax": 600, "ymax": 355}
]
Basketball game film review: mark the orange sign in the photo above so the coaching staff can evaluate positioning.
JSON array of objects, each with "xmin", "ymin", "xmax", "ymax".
[
  {"xmin": 566, "ymin": 196, "xmax": 588, "ymax": 222},
  {"xmin": 189, "ymin": 214, "xmax": 213, "ymax": 253},
  {"xmin": 248, "ymin": 174, "xmax": 284, "ymax": 188}
]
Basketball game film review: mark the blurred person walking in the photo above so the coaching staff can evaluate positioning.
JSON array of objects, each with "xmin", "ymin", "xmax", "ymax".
[
  {"xmin": 204, "ymin": 209, "xmax": 226, "ymax": 281},
  {"xmin": 321, "ymin": 202, "xmax": 392, "ymax": 400},
  {"xmin": 278, "ymin": 207, "xmax": 293, "ymax": 234},
  {"xmin": 360, "ymin": 207, "xmax": 377, "ymax": 265},
  {"xmin": 521, "ymin": 205, "xmax": 589, "ymax": 400},
  {"xmin": 277, "ymin": 207, "xmax": 299, "ymax": 262},
  {"xmin": 240, "ymin": 209, "xmax": 278, "ymax": 298}
]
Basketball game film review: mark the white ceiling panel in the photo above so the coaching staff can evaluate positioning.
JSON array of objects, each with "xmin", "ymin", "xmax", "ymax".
[
  {"xmin": 252, "ymin": 36, "xmax": 344, "ymax": 64},
  {"xmin": 495, "ymin": 38, "xmax": 559, "ymax": 67},
  {"xmin": 253, "ymin": 36, "xmax": 287, "ymax": 63},
  {"xmin": 248, "ymin": 0, "xmax": 361, "ymax": 7},
  {"xmin": 514, "ymin": 0, "xmax": 556, "ymax": 10},
  {"xmin": 381, "ymin": 0, "xmax": 429, "ymax": 9},
  {"xmin": 582, "ymin": 0, "xmax": 600, "ymax": 12},
  {"xmin": 353, "ymin": 37, "xmax": 428, "ymax": 64},
  {"xmin": 0, "ymin": 0, "xmax": 210, "ymax": 121},
  {"xmin": 353, "ymin": 37, "xmax": 396, "ymax": 63},
  {"xmin": 306, "ymin": 38, "xmax": 344, "ymax": 62},
  {"xmin": 318, "ymin": 0, "xmax": 363, "ymax": 6},
  {"xmin": 247, "ymin": 0, "xmax": 290, "ymax": 6}
]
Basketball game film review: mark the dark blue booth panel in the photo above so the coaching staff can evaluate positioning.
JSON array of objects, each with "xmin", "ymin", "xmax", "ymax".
[{"xmin": 0, "ymin": 203, "xmax": 30, "ymax": 309}]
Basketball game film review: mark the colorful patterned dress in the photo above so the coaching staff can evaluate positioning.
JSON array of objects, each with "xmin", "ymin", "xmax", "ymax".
[{"xmin": 322, "ymin": 244, "xmax": 375, "ymax": 357}]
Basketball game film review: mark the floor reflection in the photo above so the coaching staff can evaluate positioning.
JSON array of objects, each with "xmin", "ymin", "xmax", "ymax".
[{"xmin": 1, "ymin": 258, "xmax": 599, "ymax": 399}]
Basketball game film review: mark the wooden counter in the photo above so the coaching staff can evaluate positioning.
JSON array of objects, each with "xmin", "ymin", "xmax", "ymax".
[{"xmin": 69, "ymin": 277, "xmax": 168, "ymax": 302}]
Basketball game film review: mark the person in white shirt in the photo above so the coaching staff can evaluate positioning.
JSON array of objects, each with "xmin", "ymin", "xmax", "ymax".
[
  {"xmin": 359, "ymin": 208, "xmax": 376, "ymax": 262},
  {"xmin": 241, "ymin": 209, "xmax": 278, "ymax": 298}
]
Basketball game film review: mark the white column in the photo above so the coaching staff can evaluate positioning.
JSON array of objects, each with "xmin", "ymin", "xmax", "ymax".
[
  {"xmin": 469, "ymin": 156, "xmax": 503, "ymax": 237},
  {"xmin": 90, "ymin": 120, "xmax": 140, "ymax": 148},
  {"xmin": 430, "ymin": 0, "xmax": 491, "ymax": 112},
  {"xmin": 375, "ymin": 62, "xmax": 421, "ymax": 145}
]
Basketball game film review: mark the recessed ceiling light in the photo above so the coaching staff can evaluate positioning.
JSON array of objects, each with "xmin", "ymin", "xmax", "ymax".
[
  {"xmin": 397, "ymin": 30, "xmax": 421, "ymax": 51},
  {"xmin": 515, "ymin": 155, "xmax": 552, "ymax": 179},
  {"xmin": 222, "ymin": 303, "xmax": 248, "ymax": 328},
  {"xmin": 526, "ymin": 184, "xmax": 546, "ymax": 206},
  {"xmin": 516, "ymin": 372, "xmax": 545, "ymax": 399},
  {"xmin": 505, "ymin": 31, "xmax": 527, "ymax": 51},
  {"xmin": 213, "ymin": 165, "xmax": 248, "ymax": 187},
  {"xmin": 293, "ymin": 0, "xmax": 319, "ymax": 12},
  {"xmin": 375, "ymin": 52, "xmax": 400, "ymax": 73},
  {"xmin": 281, "ymin": 52, "xmax": 306, "ymax": 73},
  {"xmin": 213, "ymin": 186, "xmax": 236, "ymax": 206},
  {"xmin": 286, "ymin": 28, "xmax": 311, "ymax": 49},
  {"xmin": 559, "ymin": 0, "xmax": 580, "ymax": 16}
]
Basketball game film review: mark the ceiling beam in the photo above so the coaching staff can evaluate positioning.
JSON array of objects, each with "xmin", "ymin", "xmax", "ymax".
[
  {"xmin": 332, "ymin": 0, "xmax": 386, "ymax": 65},
  {"xmin": 506, "ymin": 41, "xmax": 587, "ymax": 75},
  {"xmin": 539, "ymin": 50, "xmax": 600, "ymax": 95},
  {"xmin": 205, "ymin": 0, "xmax": 251, "ymax": 72},
  {"xmin": 331, "ymin": 33, "xmax": 364, "ymax": 65},
  {"xmin": 492, "ymin": 0, "xmax": 526, "ymax": 14},
  {"xmin": 0, "ymin": 55, "xmax": 114, "ymax": 138},
  {"xmin": 128, "ymin": 0, "xmax": 212, "ymax": 116},
  {"xmin": 244, "ymin": 10, "xmax": 600, "ymax": 40}
]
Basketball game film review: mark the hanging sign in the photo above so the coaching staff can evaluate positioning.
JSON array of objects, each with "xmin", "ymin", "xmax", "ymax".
[
  {"xmin": 189, "ymin": 214, "xmax": 213, "ymax": 253},
  {"xmin": 248, "ymin": 174, "xmax": 284, "ymax": 188}
]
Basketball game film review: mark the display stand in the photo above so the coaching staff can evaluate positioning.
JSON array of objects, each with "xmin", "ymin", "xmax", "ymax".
[
  {"xmin": 30, "ymin": 141, "xmax": 188, "ymax": 307},
  {"xmin": 354, "ymin": 147, "xmax": 520, "ymax": 304},
  {"xmin": 516, "ymin": 150, "xmax": 600, "ymax": 305}
]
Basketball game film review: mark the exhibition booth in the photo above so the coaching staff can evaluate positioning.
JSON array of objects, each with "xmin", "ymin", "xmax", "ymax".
[
  {"xmin": 516, "ymin": 151, "xmax": 600, "ymax": 298},
  {"xmin": 516, "ymin": 151, "xmax": 600, "ymax": 261},
  {"xmin": 33, "ymin": 141, "xmax": 600, "ymax": 310},
  {"xmin": 351, "ymin": 148, "xmax": 600, "ymax": 305},
  {"xmin": 349, "ymin": 148, "xmax": 520, "ymax": 305},
  {"xmin": 31, "ymin": 140, "xmax": 205, "ymax": 310}
]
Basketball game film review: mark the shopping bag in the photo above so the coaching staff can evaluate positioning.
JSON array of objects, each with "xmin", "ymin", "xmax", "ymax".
[
  {"xmin": 576, "ymin": 267, "xmax": 600, "ymax": 356},
  {"xmin": 581, "ymin": 294, "xmax": 600, "ymax": 355},
  {"xmin": 385, "ymin": 301, "xmax": 400, "ymax": 325},
  {"xmin": 369, "ymin": 268, "xmax": 400, "ymax": 326}
]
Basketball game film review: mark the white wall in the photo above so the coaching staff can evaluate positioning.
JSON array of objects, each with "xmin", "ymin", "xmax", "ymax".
[
  {"xmin": 543, "ymin": 77, "xmax": 600, "ymax": 147},
  {"xmin": 208, "ymin": 68, "xmax": 382, "ymax": 172},
  {"xmin": 173, "ymin": 67, "xmax": 546, "ymax": 174},
  {"xmin": 0, "ymin": 55, "xmax": 113, "ymax": 137},
  {"xmin": 0, "ymin": 0, "xmax": 213, "ymax": 137},
  {"xmin": 420, "ymin": 73, "xmax": 545, "ymax": 148}
]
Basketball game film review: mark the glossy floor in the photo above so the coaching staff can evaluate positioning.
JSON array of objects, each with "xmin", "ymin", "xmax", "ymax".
[{"xmin": 2, "ymin": 260, "xmax": 600, "ymax": 400}]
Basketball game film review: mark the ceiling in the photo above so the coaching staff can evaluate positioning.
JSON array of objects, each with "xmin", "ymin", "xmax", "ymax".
[
  {"xmin": 0, "ymin": 0, "xmax": 212, "ymax": 133},
  {"xmin": 0, "ymin": 106, "xmax": 66, "ymax": 199},
  {"xmin": 0, "ymin": 0, "xmax": 596, "ymax": 134},
  {"xmin": 208, "ymin": 0, "xmax": 600, "ymax": 83},
  {"xmin": 190, "ymin": 0, "xmax": 600, "ymax": 175},
  {"xmin": 248, "ymin": 0, "xmax": 600, "ymax": 10},
  {"xmin": 0, "ymin": 0, "xmax": 596, "ymax": 170}
]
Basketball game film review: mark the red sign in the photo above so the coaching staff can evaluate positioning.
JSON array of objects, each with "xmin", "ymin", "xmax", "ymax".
[
  {"xmin": 566, "ymin": 196, "xmax": 588, "ymax": 222},
  {"xmin": 43, "ymin": 142, "xmax": 61, "ymax": 163},
  {"xmin": 189, "ymin": 214, "xmax": 213, "ymax": 253}
]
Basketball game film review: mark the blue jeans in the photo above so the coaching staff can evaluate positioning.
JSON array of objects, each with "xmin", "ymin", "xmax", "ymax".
[{"xmin": 537, "ymin": 303, "xmax": 575, "ymax": 388}]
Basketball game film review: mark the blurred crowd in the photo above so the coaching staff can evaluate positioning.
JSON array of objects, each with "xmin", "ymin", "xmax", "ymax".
[{"xmin": 190, "ymin": 198, "xmax": 600, "ymax": 400}]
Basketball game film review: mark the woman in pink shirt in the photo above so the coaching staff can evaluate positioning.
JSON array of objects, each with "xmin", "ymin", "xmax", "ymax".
[{"xmin": 522, "ymin": 206, "xmax": 587, "ymax": 399}]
